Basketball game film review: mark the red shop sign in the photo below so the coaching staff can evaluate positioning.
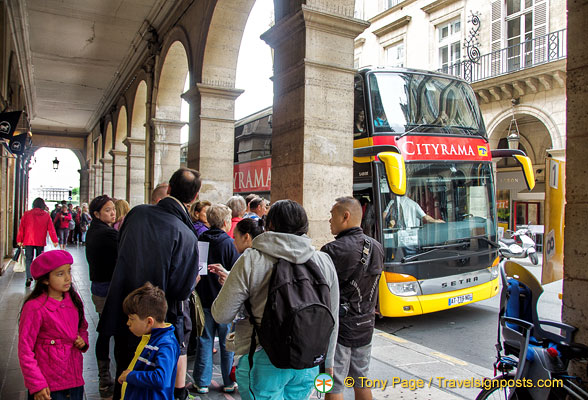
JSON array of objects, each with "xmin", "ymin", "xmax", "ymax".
[{"xmin": 234, "ymin": 157, "xmax": 271, "ymax": 192}]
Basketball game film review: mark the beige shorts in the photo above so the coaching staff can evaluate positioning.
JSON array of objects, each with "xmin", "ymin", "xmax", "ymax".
[{"xmin": 332, "ymin": 342, "xmax": 372, "ymax": 393}]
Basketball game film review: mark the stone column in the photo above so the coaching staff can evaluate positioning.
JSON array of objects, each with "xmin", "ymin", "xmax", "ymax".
[
  {"xmin": 563, "ymin": 0, "xmax": 588, "ymax": 380},
  {"xmin": 124, "ymin": 137, "xmax": 146, "ymax": 206},
  {"xmin": 93, "ymin": 163, "xmax": 103, "ymax": 197},
  {"xmin": 183, "ymin": 84, "xmax": 243, "ymax": 203},
  {"xmin": 78, "ymin": 167, "xmax": 90, "ymax": 204},
  {"xmin": 150, "ymin": 118, "xmax": 185, "ymax": 188},
  {"xmin": 88, "ymin": 164, "xmax": 95, "ymax": 201},
  {"xmin": 109, "ymin": 149, "xmax": 127, "ymax": 200},
  {"xmin": 261, "ymin": 5, "xmax": 369, "ymax": 245},
  {"xmin": 100, "ymin": 158, "xmax": 113, "ymax": 197}
]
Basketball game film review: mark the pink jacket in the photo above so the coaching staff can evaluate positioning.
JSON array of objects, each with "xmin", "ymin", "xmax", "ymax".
[
  {"xmin": 17, "ymin": 208, "xmax": 58, "ymax": 246},
  {"xmin": 18, "ymin": 292, "xmax": 89, "ymax": 394}
]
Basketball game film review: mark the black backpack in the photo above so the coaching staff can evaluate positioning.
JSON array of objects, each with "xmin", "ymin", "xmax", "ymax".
[{"xmin": 244, "ymin": 257, "xmax": 335, "ymax": 370}]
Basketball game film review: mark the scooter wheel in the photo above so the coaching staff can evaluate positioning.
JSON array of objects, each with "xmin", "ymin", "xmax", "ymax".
[{"xmin": 529, "ymin": 252, "xmax": 539, "ymax": 265}]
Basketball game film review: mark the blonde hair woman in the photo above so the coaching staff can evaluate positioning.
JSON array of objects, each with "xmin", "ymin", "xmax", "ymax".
[{"xmin": 113, "ymin": 199, "xmax": 130, "ymax": 231}]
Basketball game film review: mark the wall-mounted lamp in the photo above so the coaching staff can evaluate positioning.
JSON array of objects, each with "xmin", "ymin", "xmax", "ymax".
[{"xmin": 52, "ymin": 157, "xmax": 59, "ymax": 171}]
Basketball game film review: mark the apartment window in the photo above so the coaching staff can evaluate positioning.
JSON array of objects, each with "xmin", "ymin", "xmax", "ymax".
[
  {"xmin": 385, "ymin": 42, "xmax": 404, "ymax": 67},
  {"xmin": 506, "ymin": 0, "xmax": 534, "ymax": 70},
  {"xmin": 384, "ymin": 0, "xmax": 405, "ymax": 11},
  {"xmin": 437, "ymin": 19, "xmax": 461, "ymax": 73}
]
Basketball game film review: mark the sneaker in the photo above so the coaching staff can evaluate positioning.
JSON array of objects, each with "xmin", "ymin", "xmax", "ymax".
[
  {"xmin": 223, "ymin": 383, "xmax": 237, "ymax": 393},
  {"xmin": 193, "ymin": 385, "xmax": 208, "ymax": 394},
  {"xmin": 25, "ymin": 278, "xmax": 32, "ymax": 288}
]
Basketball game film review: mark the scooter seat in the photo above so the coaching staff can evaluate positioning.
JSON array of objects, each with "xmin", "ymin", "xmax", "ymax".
[{"xmin": 501, "ymin": 238, "xmax": 516, "ymax": 246}]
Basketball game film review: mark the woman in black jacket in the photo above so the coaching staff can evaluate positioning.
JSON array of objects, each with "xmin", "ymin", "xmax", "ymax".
[{"xmin": 85, "ymin": 195, "xmax": 117, "ymax": 398}]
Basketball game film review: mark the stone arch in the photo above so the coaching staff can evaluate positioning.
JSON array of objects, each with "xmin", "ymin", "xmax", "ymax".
[
  {"xmin": 191, "ymin": 0, "xmax": 256, "ymax": 202},
  {"xmin": 152, "ymin": 40, "xmax": 190, "ymax": 188},
  {"xmin": 111, "ymin": 106, "xmax": 128, "ymax": 199},
  {"xmin": 488, "ymin": 111, "xmax": 554, "ymax": 169},
  {"xmin": 486, "ymin": 105, "xmax": 562, "ymax": 149},
  {"xmin": 201, "ymin": 0, "xmax": 256, "ymax": 86},
  {"xmin": 104, "ymin": 121, "xmax": 113, "ymax": 159},
  {"xmin": 130, "ymin": 81, "xmax": 147, "ymax": 140},
  {"xmin": 102, "ymin": 122, "xmax": 114, "ymax": 196},
  {"xmin": 127, "ymin": 80, "xmax": 148, "ymax": 206},
  {"xmin": 115, "ymin": 105, "xmax": 128, "ymax": 148},
  {"xmin": 156, "ymin": 40, "xmax": 190, "ymax": 120}
]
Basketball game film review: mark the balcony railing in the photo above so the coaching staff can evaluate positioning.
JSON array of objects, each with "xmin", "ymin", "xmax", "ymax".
[{"xmin": 441, "ymin": 29, "xmax": 566, "ymax": 83}]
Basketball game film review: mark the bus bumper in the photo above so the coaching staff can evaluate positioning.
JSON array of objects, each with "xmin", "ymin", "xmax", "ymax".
[{"xmin": 378, "ymin": 275, "xmax": 500, "ymax": 317}]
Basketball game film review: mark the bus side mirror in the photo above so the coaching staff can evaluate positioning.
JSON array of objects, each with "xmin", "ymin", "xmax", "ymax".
[
  {"xmin": 491, "ymin": 149, "xmax": 535, "ymax": 191},
  {"xmin": 513, "ymin": 154, "xmax": 535, "ymax": 191},
  {"xmin": 378, "ymin": 152, "xmax": 406, "ymax": 196}
]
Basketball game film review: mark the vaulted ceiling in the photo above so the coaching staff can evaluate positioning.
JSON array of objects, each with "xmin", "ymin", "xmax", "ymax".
[{"xmin": 9, "ymin": 0, "xmax": 174, "ymax": 135}]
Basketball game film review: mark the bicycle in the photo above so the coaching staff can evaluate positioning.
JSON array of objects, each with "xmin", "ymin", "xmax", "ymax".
[{"xmin": 476, "ymin": 260, "xmax": 588, "ymax": 399}]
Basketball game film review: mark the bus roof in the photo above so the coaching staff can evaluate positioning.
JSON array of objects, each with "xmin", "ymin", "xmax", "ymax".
[{"xmin": 357, "ymin": 66, "xmax": 468, "ymax": 84}]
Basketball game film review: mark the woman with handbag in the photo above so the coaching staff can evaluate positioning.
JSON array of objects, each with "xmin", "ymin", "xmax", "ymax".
[
  {"xmin": 16, "ymin": 197, "xmax": 59, "ymax": 287},
  {"xmin": 54, "ymin": 205, "xmax": 72, "ymax": 250}
]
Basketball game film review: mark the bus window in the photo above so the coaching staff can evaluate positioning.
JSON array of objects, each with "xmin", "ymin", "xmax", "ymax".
[
  {"xmin": 379, "ymin": 162, "xmax": 496, "ymax": 263},
  {"xmin": 354, "ymin": 75, "xmax": 368, "ymax": 139},
  {"xmin": 357, "ymin": 193, "xmax": 376, "ymax": 239}
]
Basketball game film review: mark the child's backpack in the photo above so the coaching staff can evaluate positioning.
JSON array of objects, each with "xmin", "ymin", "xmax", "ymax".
[{"xmin": 245, "ymin": 257, "xmax": 335, "ymax": 370}]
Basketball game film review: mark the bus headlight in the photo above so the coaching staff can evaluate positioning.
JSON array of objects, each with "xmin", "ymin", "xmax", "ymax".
[
  {"xmin": 489, "ymin": 257, "xmax": 500, "ymax": 279},
  {"xmin": 387, "ymin": 281, "xmax": 420, "ymax": 296},
  {"xmin": 384, "ymin": 272, "xmax": 421, "ymax": 296}
]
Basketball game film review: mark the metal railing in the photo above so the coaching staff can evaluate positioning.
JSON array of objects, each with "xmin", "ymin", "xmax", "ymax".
[{"xmin": 441, "ymin": 29, "xmax": 566, "ymax": 83}]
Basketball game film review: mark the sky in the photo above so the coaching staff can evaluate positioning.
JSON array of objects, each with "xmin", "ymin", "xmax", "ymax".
[{"xmin": 234, "ymin": 0, "xmax": 274, "ymax": 120}]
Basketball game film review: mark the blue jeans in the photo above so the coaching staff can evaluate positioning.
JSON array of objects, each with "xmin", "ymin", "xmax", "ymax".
[
  {"xmin": 24, "ymin": 246, "xmax": 43, "ymax": 280},
  {"xmin": 236, "ymin": 349, "xmax": 318, "ymax": 400},
  {"xmin": 28, "ymin": 386, "xmax": 84, "ymax": 400},
  {"xmin": 192, "ymin": 308, "xmax": 234, "ymax": 387}
]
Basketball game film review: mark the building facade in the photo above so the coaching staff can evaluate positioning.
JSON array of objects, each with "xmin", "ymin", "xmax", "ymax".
[{"xmin": 354, "ymin": 0, "xmax": 566, "ymax": 234}]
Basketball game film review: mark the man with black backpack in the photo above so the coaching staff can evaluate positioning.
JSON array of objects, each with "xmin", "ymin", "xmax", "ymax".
[
  {"xmin": 212, "ymin": 199, "xmax": 339, "ymax": 400},
  {"xmin": 321, "ymin": 197, "xmax": 384, "ymax": 400}
]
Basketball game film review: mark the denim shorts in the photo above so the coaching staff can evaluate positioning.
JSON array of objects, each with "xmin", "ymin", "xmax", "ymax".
[
  {"xmin": 332, "ymin": 342, "xmax": 372, "ymax": 393},
  {"xmin": 236, "ymin": 349, "xmax": 318, "ymax": 400}
]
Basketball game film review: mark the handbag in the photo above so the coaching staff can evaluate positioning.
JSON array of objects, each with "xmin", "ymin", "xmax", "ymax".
[
  {"xmin": 13, "ymin": 247, "xmax": 26, "ymax": 273},
  {"xmin": 12, "ymin": 246, "xmax": 21, "ymax": 262},
  {"xmin": 190, "ymin": 290, "xmax": 205, "ymax": 337}
]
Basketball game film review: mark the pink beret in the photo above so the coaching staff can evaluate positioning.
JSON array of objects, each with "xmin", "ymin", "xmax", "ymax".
[{"xmin": 31, "ymin": 250, "xmax": 74, "ymax": 279}]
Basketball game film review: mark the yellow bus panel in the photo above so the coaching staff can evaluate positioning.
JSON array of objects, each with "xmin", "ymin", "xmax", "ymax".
[{"xmin": 378, "ymin": 274, "xmax": 500, "ymax": 317}]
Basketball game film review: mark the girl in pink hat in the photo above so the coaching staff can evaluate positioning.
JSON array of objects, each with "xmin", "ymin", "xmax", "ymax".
[{"xmin": 18, "ymin": 250, "xmax": 88, "ymax": 400}]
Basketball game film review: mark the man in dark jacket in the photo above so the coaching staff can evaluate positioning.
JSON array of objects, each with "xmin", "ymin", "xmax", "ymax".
[
  {"xmin": 321, "ymin": 196, "xmax": 384, "ymax": 400},
  {"xmin": 193, "ymin": 203, "xmax": 239, "ymax": 394},
  {"xmin": 98, "ymin": 168, "xmax": 201, "ymax": 400}
]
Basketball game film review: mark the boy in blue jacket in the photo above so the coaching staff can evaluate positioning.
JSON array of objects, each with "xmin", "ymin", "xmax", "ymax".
[{"xmin": 118, "ymin": 282, "xmax": 180, "ymax": 400}]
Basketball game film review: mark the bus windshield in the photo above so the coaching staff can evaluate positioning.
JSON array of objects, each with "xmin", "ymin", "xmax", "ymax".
[
  {"xmin": 380, "ymin": 162, "xmax": 496, "ymax": 263},
  {"xmin": 369, "ymin": 72, "xmax": 484, "ymax": 136}
]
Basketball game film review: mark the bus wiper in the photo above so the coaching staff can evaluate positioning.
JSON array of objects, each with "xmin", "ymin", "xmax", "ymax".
[
  {"xmin": 397, "ymin": 124, "xmax": 438, "ymax": 140},
  {"xmin": 401, "ymin": 242, "xmax": 467, "ymax": 263},
  {"xmin": 457, "ymin": 235, "xmax": 500, "ymax": 249}
]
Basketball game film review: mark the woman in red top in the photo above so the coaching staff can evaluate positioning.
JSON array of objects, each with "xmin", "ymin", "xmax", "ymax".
[
  {"xmin": 54, "ymin": 205, "xmax": 72, "ymax": 250},
  {"xmin": 16, "ymin": 197, "xmax": 59, "ymax": 287}
]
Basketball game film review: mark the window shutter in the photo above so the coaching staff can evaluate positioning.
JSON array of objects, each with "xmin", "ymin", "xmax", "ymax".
[
  {"xmin": 533, "ymin": 0, "xmax": 548, "ymax": 62},
  {"xmin": 491, "ymin": 0, "xmax": 503, "ymax": 75}
]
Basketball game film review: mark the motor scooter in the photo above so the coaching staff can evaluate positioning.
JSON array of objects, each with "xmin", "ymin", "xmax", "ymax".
[{"xmin": 498, "ymin": 228, "xmax": 538, "ymax": 265}]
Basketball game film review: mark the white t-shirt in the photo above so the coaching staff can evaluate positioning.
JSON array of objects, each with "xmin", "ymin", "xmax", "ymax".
[{"xmin": 384, "ymin": 197, "xmax": 426, "ymax": 247}]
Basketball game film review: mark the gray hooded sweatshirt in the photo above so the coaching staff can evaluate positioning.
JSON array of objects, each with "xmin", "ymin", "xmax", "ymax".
[{"xmin": 211, "ymin": 231, "xmax": 340, "ymax": 368}]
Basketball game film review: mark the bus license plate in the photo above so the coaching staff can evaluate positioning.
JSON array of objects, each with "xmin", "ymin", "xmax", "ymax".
[{"xmin": 448, "ymin": 293, "xmax": 473, "ymax": 306}]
